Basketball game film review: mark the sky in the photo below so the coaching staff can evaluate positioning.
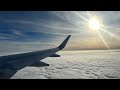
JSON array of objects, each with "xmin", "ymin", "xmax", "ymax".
[{"xmin": 1, "ymin": 11, "xmax": 120, "ymax": 53}]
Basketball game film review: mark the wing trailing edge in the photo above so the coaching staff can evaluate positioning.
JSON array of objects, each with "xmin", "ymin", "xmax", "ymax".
[{"xmin": 49, "ymin": 54, "xmax": 60, "ymax": 57}]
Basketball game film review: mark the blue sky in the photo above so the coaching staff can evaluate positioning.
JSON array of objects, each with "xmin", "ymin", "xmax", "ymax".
[
  {"xmin": 1, "ymin": 11, "xmax": 120, "ymax": 53},
  {"xmin": 0, "ymin": 11, "xmax": 56, "ymax": 41}
]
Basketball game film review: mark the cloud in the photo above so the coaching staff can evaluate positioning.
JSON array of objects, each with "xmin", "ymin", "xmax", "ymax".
[
  {"xmin": 0, "ymin": 36, "xmax": 8, "ymax": 40},
  {"xmin": 1, "ymin": 11, "xmax": 120, "ymax": 53},
  {"xmin": 5, "ymin": 19, "xmax": 81, "ymax": 35},
  {"xmin": 4, "ymin": 11, "xmax": 90, "ymax": 36},
  {"xmin": 10, "ymin": 29, "xmax": 25, "ymax": 36},
  {"xmin": 11, "ymin": 50, "xmax": 120, "ymax": 79},
  {"xmin": 0, "ymin": 40, "xmax": 57, "ymax": 54}
]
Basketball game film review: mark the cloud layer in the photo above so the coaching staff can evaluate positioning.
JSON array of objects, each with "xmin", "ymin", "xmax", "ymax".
[{"xmin": 11, "ymin": 50, "xmax": 120, "ymax": 79}]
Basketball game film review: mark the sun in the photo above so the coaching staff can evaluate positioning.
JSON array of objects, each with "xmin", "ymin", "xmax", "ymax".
[{"xmin": 89, "ymin": 16, "xmax": 101, "ymax": 30}]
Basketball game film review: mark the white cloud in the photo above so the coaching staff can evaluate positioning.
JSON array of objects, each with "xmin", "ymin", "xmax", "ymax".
[
  {"xmin": 11, "ymin": 50, "xmax": 120, "ymax": 79},
  {"xmin": 10, "ymin": 29, "xmax": 25, "ymax": 36}
]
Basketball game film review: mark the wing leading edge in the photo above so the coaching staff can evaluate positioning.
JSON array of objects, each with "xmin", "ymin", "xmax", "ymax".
[{"xmin": 0, "ymin": 35, "xmax": 71, "ymax": 79}]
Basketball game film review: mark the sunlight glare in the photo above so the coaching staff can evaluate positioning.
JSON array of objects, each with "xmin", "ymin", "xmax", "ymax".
[{"xmin": 89, "ymin": 17, "xmax": 101, "ymax": 30}]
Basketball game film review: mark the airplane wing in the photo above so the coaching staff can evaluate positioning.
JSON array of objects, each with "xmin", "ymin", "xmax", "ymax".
[{"xmin": 0, "ymin": 35, "xmax": 71, "ymax": 79}]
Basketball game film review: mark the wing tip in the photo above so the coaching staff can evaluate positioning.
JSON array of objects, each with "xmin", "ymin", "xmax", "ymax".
[{"xmin": 58, "ymin": 35, "xmax": 71, "ymax": 50}]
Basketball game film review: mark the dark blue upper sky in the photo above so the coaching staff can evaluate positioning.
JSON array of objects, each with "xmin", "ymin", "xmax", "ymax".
[{"xmin": 0, "ymin": 11, "xmax": 60, "ymax": 42}]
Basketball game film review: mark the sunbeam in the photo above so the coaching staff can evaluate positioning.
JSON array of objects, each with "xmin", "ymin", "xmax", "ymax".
[
  {"xmin": 1, "ymin": 11, "xmax": 120, "ymax": 52},
  {"xmin": 87, "ymin": 11, "xmax": 91, "ymax": 18},
  {"xmin": 71, "ymin": 11, "xmax": 114, "ymax": 52},
  {"xmin": 96, "ymin": 29, "xmax": 112, "ymax": 53},
  {"xmin": 100, "ymin": 28, "xmax": 120, "ymax": 40},
  {"xmin": 73, "ymin": 11, "xmax": 89, "ymax": 22}
]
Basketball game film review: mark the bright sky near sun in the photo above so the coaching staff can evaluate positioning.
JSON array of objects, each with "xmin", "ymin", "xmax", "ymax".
[
  {"xmin": 0, "ymin": 11, "xmax": 120, "ymax": 53},
  {"xmin": 89, "ymin": 16, "xmax": 101, "ymax": 30}
]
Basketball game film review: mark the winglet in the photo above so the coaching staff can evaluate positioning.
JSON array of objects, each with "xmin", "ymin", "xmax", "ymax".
[{"xmin": 58, "ymin": 35, "xmax": 71, "ymax": 50}]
